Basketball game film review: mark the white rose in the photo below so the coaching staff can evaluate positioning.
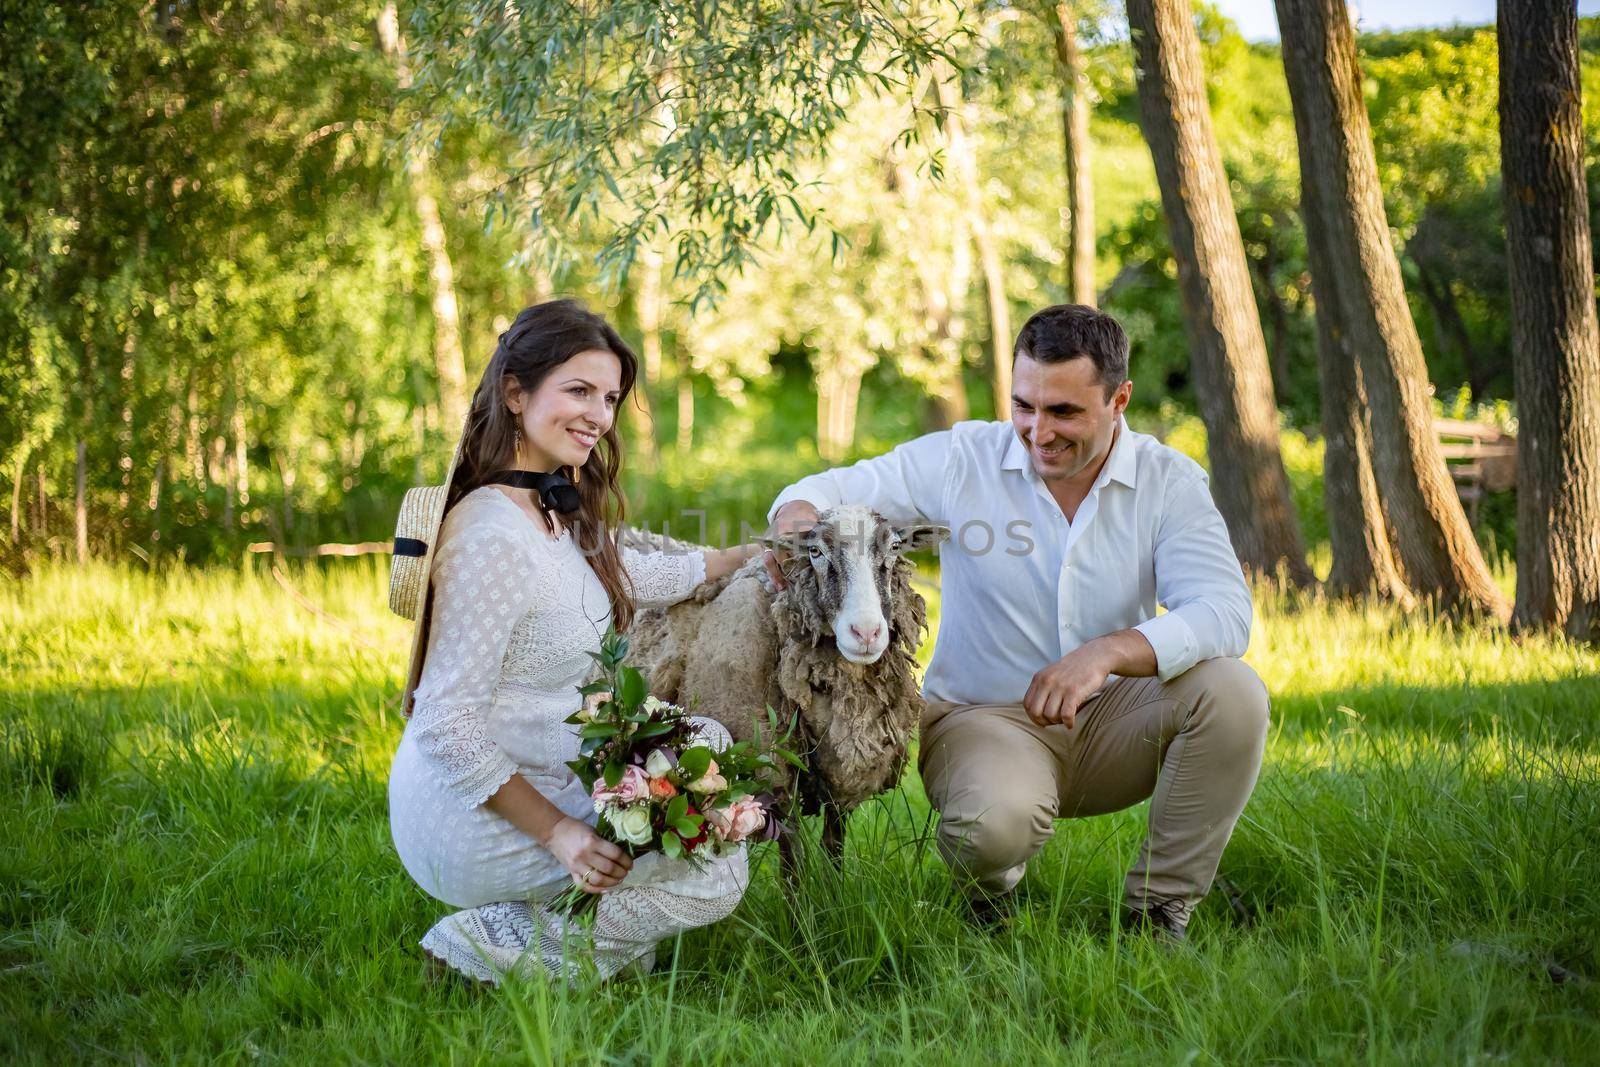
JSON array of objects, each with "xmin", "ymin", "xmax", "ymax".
[
  {"xmin": 644, "ymin": 748, "xmax": 675, "ymax": 778},
  {"xmin": 612, "ymin": 805, "xmax": 654, "ymax": 846}
]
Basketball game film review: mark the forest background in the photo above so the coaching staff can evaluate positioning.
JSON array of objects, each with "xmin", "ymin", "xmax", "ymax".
[{"xmin": 1, "ymin": 1, "xmax": 1565, "ymax": 573}]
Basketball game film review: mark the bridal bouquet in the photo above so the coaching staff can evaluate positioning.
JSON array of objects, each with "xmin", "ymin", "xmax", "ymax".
[{"xmin": 554, "ymin": 629, "xmax": 796, "ymax": 913}]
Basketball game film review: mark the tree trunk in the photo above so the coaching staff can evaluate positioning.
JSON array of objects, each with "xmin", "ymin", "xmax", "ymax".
[
  {"xmin": 379, "ymin": 2, "xmax": 470, "ymax": 440},
  {"xmin": 631, "ymin": 247, "xmax": 664, "ymax": 467},
  {"xmin": 75, "ymin": 438, "xmax": 88, "ymax": 563},
  {"xmin": 150, "ymin": 458, "xmax": 164, "ymax": 538},
  {"xmin": 1126, "ymin": 0, "xmax": 1314, "ymax": 586},
  {"xmin": 1499, "ymin": 0, "xmax": 1600, "ymax": 640},
  {"xmin": 1412, "ymin": 259, "xmax": 1488, "ymax": 394},
  {"xmin": 816, "ymin": 359, "xmax": 865, "ymax": 462},
  {"xmin": 978, "ymin": 239, "xmax": 1012, "ymax": 421},
  {"xmin": 1053, "ymin": 3, "xmax": 1096, "ymax": 306},
  {"xmin": 1247, "ymin": 243, "xmax": 1294, "ymax": 397},
  {"xmin": 222, "ymin": 387, "xmax": 239, "ymax": 530},
  {"xmin": 1306, "ymin": 198, "xmax": 1412, "ymax": 601},
  {"xmin": 896, "ymin": 91, "xmax": 973, "ymax": 433},
  {"xmin": 233, "ymin": 402, "xmax": 249, "ymax": 505},
  {"xmin": 10, "ymin": 446, "xmax": 27, "ymax": 546},
  {"xmin": 186, "ymin": 381, "xmax": 204, "ymax": 483},
  {"xmin": 676, "ymin": 349, "xmax": 694, "ymax": 453},
  {"xmin": 1276, "ymin": 0, "xmax": 1506, "ymax": 616},
  {"xmin": 934, "ymin": 72, "xmax": 1012, "ymax": 420},
  {"xmin": 412, "ymin": 404, "xmax": 427, "ymax": 486},
  {"xmin": 924, "ymin": 375, "xmax": 971, "ymax": 430},
  {"xmin": 118, "ymin": 333, "xmax": 134, "ymax": 511}
]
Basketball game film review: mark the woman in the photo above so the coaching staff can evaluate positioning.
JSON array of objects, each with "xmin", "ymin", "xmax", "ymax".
[{"xmin": 387, "ymin": 299, "xmax": 759, "ymax": 984}]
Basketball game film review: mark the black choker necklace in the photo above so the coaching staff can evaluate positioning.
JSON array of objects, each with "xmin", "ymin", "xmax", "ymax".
[{"xmin": 486, "ymin": 469, "xmax": 581, "ymax": 514}]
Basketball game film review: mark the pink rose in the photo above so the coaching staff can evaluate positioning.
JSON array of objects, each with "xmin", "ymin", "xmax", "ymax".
[
  {"xmin": 593, "ymin": 765, "xmax": 650, "ymax": 807},
  {"xmin": 576, "ymin": 690, "xmax": 612, "ymax": 722},
  {"xmin": 686, "ymin": 757, "xmax": 727, "ymax": 795},
  {"xmin": 708, "ymin": 798, "xmax": 768, "ymax": 844}
]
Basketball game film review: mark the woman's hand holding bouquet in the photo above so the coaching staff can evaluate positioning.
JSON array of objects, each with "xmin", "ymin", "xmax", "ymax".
[
  {"xmin": 554, "ymin": 629, "xmax": 797, "ymax": 913},
  {"xmin": 544, "ymin": 815, "xmax": 633, "ymax": 895}
]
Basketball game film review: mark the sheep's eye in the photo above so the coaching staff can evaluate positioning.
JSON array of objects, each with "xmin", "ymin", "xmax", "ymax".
[{"xmin": 807, "ymin": 545, "xmax": 823, "ymax": 559}]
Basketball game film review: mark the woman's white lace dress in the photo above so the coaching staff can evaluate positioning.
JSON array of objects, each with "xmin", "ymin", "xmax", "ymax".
[{"xmin": 387, "ymin": 486, "xmax": 748, "ymax": 982}]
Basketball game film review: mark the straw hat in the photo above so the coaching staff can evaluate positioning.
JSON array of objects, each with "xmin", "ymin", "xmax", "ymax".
[{"xmin": 389, "ymin": 431, "xmax": 469, "ymax": 718}]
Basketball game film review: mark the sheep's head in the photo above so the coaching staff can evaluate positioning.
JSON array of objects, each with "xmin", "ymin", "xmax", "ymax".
[{"xmin": 766, "ymin": 505, "xmax": 948, "ymax": 665}]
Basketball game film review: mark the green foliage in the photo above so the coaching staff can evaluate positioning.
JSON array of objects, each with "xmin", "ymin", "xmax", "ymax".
[
  {"xmin": 2, "ymin": 0, "xmax": 439, "ymax": 565},
  {"xmin": 404, "ymin": 0, "xmax": 968, "ymax": 305},
  {"xmin": 6, "ymin": 3, "xmax": 1591, "ymax": 576}
]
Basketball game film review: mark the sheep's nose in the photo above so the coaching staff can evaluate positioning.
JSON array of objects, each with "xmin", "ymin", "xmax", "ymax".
[{"xmin": 849, "ymin": 623, "xmax": 883, "ymax": 647}]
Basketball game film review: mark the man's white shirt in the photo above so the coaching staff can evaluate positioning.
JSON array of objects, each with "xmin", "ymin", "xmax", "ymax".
[{"xmin": 768, "ymin": 418, "xmax": 1253, "ymax": 705}]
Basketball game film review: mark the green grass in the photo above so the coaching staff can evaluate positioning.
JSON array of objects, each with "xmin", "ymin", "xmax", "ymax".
[{"xmin": 3, "ymin": 559, "xmax": 1598, "ymax": 1064}]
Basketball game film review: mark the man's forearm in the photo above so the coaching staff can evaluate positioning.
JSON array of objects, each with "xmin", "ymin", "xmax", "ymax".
[{"xmin": 1085, "ymin": 628, "xmax": 1159, "ymax": 678}]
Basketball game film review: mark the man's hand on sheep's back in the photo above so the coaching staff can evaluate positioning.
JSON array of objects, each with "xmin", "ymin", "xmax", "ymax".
[{"xmin": 762, "ymin": 501, "xmax": 820, "ymax": 590}]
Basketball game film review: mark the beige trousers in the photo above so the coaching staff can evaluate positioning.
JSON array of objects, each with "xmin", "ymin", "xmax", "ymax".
[{"xmin": 919, "ymin": 657, "xmax": 1269, "ymax": 925}]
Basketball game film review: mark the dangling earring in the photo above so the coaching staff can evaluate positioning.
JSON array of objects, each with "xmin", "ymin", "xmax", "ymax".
[
  {"xmin": 512, "ymin": 418, "xmax": 524, "ymax": 462},
  {"xmin": 570, "ymin": 462, "xmax": 582, "ymax": 486}
]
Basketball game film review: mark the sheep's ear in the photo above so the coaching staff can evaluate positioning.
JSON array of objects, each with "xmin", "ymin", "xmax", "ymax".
[
  {"xmin": 892, "ymin": 523, "xmax": 949, "ymax": 553},
  {"xmin": 758, "ymin": 532, "xmax": 806, "ymax": 552}
]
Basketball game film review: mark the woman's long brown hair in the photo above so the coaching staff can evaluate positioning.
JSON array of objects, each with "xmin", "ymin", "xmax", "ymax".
[{"xmin": 445, "ymin": 298, "xmax": 639, "ymax": 631}]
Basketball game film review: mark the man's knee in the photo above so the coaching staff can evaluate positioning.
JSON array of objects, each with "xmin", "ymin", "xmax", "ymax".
[
  {"xmin": 1182, "ymin": 657, "xmax": 1271, "ymax": 746},
  {"xmin": 935, "ymin": 792, "xmax": 1055, "ymax": 882}
]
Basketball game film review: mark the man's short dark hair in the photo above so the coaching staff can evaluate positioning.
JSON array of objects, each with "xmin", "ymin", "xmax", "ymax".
[{"xmin": 1013, "ymin": 304, "xmax": 1129, "ymax": 399}]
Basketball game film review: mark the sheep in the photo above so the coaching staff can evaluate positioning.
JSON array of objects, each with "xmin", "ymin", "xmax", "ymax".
[{"xmin": 626, "ymin": 505, "xmax": 948, "ymax": 859}]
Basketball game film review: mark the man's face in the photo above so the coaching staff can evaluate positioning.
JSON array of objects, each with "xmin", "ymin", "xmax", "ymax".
[{"xmin": 1010, "ymin": 353, "xmax": 1131, "ymax": 485}]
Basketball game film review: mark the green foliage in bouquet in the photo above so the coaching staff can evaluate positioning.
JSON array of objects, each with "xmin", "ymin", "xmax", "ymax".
[{"xmin": 564, "ymin": 628, "xmax": 802, "ymax": 865}]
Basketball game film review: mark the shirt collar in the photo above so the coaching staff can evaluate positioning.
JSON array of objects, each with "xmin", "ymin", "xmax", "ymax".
[
  {"xmin": 1102, "ymin": 417, "xmax": 1138, "ymax": 489},
  {"xmin": 1001, "ymin": 416, "xmax": 1138, "ymax": 489}
]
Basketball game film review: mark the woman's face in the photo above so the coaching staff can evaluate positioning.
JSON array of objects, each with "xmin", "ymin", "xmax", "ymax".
[{"xmin": 505, "ymin": 348, "xmax": 624, "ymax": 471}]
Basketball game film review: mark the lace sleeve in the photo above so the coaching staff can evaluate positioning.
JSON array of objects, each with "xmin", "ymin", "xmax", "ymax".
[
  {"xmin": 409, "ymin": 511, "xmax": 531, "ymax": 809},
  {"xmin": 622, "ymin": 545, "xmax": 707, "ymax": 609}
]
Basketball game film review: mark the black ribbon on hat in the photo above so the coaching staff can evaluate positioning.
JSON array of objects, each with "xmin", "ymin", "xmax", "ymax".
[
  {"xmin": 393, "ymin": 537, "xmax": 429, "ymax": 557},
  {"xmin": 486, "ymin": 468, "xmax": 582, "ymax": 514}
]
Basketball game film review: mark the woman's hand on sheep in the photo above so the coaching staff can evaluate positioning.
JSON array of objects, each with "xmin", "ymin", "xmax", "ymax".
[
  {"xmin": 763, "ymin": 501, "xmax": 821, "ymax": 589},
  {"xmin": 545, "ymin": 816, "xmax": 633, "ymax": 893},
  {"xmin": 704, "ymin": 542, "xmax": 763, "ymax": 582}
]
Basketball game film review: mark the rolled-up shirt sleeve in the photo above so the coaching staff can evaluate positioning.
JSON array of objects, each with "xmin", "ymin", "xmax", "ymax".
[
  {"xmin": 1133, "ymin": 470, "xmax": 1253, "ymax": 681},
  {"xmin": 768, "ymin": 429, "xmax": 954, "ymax": 525},
  {"xmin": 408, "ymin": 518, "xmax": 531, "ymax": 809}
]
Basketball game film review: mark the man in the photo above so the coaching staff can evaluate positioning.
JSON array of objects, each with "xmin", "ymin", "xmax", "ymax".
[{"xmin": 763, "ymin": 304, "xmax": 1269, "ymax": 943}]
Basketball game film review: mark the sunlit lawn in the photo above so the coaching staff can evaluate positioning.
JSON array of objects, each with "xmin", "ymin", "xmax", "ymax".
[{"xmin": 3, "ymin": 558, "xmax": 1598, "ymax": 1063}]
